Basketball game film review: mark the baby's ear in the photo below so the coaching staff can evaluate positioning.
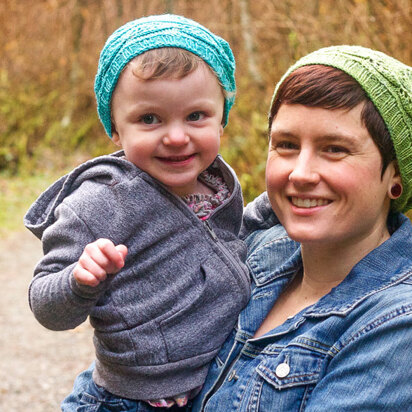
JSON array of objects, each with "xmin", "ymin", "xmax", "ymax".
[
  {"xmin": 111, "ymin": 130, "xmax": 122, "ymax": 147},
  {"xmin": 110, "ymin": 117, "xmax": 122, "ymax": 146}
]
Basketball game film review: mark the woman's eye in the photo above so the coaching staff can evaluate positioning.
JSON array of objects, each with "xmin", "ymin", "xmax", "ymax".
[
  {"xmin": 141, "ymin": 114, "xmax": 159, "ymax": 124},
  {"xmin": 187, "ymin": 112, "xmax": 205, "ymax": 122},
  {"xmin": 275, "ymin": 141, "xmax": 299, "ymax": 152},
  {"xmin": 324, "ymin": 145, "xmax": 349, "ymax": 155}
]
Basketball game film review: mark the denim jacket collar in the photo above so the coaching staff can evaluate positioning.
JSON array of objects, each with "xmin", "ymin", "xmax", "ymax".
[{"xmin": 246, "ymin": 213, "xmax": 412, "ymax": 320}]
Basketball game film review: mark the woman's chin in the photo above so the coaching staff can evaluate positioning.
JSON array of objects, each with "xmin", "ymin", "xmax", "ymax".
[{"xmin": 284, "ymin": 228, "xmax": 329, "ymax": 245}]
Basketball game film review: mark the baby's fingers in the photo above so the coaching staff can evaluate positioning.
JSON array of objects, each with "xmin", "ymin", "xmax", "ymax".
[
  {"xmin": 96, "ymin": 239, "xmax": 126, "ymax": 273},
  {"xmin": 73, "ymin": 239, "xmax": 126, "ymax": 287},
  {"xmin": 73, "ymin": 265, "xmax": 102, "ymax": 287},
  {"xmin": 115, "ymin": 244, "xmax": 128, "ymax": 260},
  {"xmin": 74, "ymin": 247, "xmax": 110, "ymax": 286}
]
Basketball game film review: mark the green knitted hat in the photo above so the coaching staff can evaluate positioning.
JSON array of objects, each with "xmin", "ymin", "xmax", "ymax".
[
  {"xmin": 95, "ymin": 14, "xmax": 236, "ymax": 137},
  {"xmin": 271, "ymin": 45, "xmax": 412, "ymax": 212}
]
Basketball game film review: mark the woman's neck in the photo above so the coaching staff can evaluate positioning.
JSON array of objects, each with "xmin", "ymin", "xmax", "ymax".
[
  {"xmin": 299, "ymin": 223, "xmax": 391, "ymax": 298},
  {"xmin": 253, "ymin": 219, "xmax": 392, "ymax": 338}
]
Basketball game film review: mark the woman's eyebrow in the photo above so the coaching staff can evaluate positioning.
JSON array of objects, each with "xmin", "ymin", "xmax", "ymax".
[
  {"xmin": 314, "ymin": 134, "xmax": 360, "ymax": 147},
  {"xmin": 269, "ymin": 129, "xmax": 298, "ymax": 139},
  {"xmin": 270, "ymin": 129, "xmax": 358, "ymax": 141}
]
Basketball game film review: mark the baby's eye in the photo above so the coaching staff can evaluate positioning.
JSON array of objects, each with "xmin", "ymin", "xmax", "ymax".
[
  {"xmin": 187, "ymin": 112, "xmax": 205, "ymax": 122},
  {"xmin": 140, "ymin": 114, "xmax": 160, "ymax": 125}
]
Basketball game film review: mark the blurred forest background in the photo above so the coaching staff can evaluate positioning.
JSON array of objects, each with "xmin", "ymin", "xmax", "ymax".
[{"xmin": 1, "ymin": 0, "xmax": 411, "ymax": 232}]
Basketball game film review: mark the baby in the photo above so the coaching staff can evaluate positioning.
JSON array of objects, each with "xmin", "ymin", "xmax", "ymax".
[{"xmin": 24, "ymin": 14, "xmax": 250, "ymax": 410}]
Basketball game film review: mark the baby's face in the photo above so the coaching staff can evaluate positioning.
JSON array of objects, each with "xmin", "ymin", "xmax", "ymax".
[{"xmin": 111, "ymin": 64, "xmax": 224, "ymax": 196}]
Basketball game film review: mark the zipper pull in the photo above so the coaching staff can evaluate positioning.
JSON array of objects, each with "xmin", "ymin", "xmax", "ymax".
[{"xmin": 204, "ymin": 220, "xmax": 218, "ymax": 242}]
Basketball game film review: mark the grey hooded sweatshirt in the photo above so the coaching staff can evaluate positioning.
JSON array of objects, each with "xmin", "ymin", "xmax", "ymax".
[{"xmin": 24, "ymin": 151, "xmax": 250, "ymax": 400}]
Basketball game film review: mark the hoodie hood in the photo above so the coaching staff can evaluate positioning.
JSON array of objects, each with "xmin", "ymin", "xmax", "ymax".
[{"xmin": 24, "ymin": 151, "xmax": 135, "ymax": 239}]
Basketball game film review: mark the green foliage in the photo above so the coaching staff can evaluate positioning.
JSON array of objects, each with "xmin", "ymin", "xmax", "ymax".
[
  {"xmin": 0, "ymin": 71, "xmax": 55, "ymax": 173},
  {"xmin": 1, "ymin": 0, "xmax": 411, "ymax": 228},
  {"xmin": 220, "ymin": 77, "xmax": 269, "ymax": 204},
  {"xmin": 0, "ymin": 68, "xmax": 112, "ymax": 177},
  {"xmin": 0, "ymin": 173, "xmax": 62, "ymax": 236}
]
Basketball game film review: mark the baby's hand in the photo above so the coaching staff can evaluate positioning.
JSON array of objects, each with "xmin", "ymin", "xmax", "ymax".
[{"xmin": 73, "ymin": 239, "xmax": 128, "ymax": 287}]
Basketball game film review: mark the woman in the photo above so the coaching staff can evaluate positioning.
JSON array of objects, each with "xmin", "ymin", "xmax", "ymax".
[
  {"xmin": 192, "ymin": 45, "xmax": 412, "ymax": 411},
  {"xmin": 63, "ymin": 45, "xmax": 412, "ymax": 411}
]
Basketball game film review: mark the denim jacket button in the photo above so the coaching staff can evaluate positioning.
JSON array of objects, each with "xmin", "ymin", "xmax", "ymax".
[
  {"xmin": 275, "ymin": 362, "xmax": 290, "ymax": 378},
  {"xmin": 227, "ymin": 369, "xmax": 238, "ymax": 381}
]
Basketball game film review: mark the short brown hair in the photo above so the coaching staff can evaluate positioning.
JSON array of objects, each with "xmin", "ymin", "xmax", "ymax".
[
  {"xmin": 269, "ymin": 65, "xmax": 396, "ymax": 174},
  {"xmin": 130, "ymin": 47, "xmax": 204, "ymax": 80},
  {"xmin": 129, "ymin": 47, "xmax": 230, "ymax": 102},
  {"xmin": 111, "ymin": 48, "xmax": 229, "ymax": 131}
]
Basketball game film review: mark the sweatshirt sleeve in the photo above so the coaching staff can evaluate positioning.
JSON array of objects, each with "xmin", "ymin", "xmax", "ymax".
[
  {"xmin": 28, "ymin": 202, "xmax": 110, "ymax": 331},
  {"xmin": 240, "ymin": 192, "xmax": 280, "ymax": 240}
]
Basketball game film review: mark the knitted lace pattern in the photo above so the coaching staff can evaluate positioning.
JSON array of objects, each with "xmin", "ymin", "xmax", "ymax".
[{"xmin": 95, "ymin": 14, "xmax": 236, "ymax": 137}]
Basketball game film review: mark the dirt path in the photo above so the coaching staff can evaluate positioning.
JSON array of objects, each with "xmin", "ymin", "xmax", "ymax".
[{"xmin": 0, "ymin": 230, "xmax": 94, "ymax": 411}]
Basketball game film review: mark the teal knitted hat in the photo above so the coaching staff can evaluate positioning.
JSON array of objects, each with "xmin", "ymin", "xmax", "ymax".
[
  {"xmin": 271, "ymin": 45, "xmax": 412, "ymax": 212},
  {"xmin": 95, "ymin": 14, "xmax": 236, "ymax": 136}
]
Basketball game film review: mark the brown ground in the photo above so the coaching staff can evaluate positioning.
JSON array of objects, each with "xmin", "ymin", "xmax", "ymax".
[{"xmin": 0, "ymin": 230, "xmax": 94, "ymax": 411}]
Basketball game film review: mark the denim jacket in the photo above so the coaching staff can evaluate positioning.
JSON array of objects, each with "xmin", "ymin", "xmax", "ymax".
[{"xmin": 193, "ymin": 193, "xmax": 412, "ymax": 411}]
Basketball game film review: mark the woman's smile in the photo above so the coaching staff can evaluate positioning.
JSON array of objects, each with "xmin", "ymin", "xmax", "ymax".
[
  {"xmin": 266, "ymin": 103, "xmax": 395, "ymax": 247},
  {"xmin": 290, "ymin": 196, "xmax": 331, "ymax": 208}
]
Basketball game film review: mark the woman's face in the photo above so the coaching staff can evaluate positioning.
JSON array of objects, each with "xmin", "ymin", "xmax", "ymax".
[{"xmin": 266, "ymin": 103, "xmax": 399, "ymax": 247}]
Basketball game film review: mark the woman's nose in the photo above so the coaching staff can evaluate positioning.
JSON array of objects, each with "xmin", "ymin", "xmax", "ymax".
[
  {"xmin": 162, "ymin": 125, "xmax": 190, "ymax": 146},
  {"xmin": 288, "ymin": 152, "xmax": 320, "ymax": 185}
]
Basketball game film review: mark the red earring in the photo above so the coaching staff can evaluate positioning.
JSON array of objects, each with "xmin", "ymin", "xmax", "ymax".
[{"xmin": 390, "ymin": 183, "xmax": 403, "ymax": 198}]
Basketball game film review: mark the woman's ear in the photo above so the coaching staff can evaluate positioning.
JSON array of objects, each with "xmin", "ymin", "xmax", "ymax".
[
  {"xmin": 387, "ymin": 161, "xmax": 403, "ymax": 200},
  {"xmin": 388, "ymin": 179, "xmax": 403, "ymax": 199}
]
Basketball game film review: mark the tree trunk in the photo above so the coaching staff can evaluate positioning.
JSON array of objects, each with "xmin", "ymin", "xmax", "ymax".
[
  {"xmin": 239, "ymin": 0, "xmax": 263, "ymax": 85},
  {"xmin": 62, "ymin": 0, "xmax": 86, "ymax": 128},
  {"xmin": 165, "ymin": 0, "xmax": 174, "ymax": 13}
]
